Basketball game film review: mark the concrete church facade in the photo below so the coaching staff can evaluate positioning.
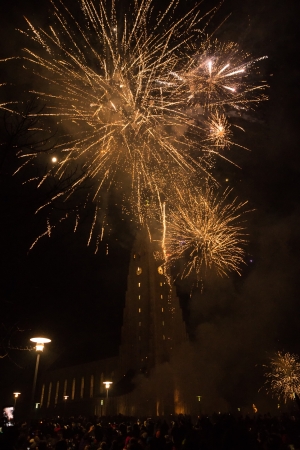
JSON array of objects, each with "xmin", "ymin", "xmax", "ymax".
[{"xmin": 38, "ymin": 230, "xmax": 189, "ymax": 417}]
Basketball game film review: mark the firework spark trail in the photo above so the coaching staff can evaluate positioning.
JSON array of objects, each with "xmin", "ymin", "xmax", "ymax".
[
  {"xmin": 163, "ymin": 183, "xmax": 248, "ymax": 279},
  {"xmin": 263, "ymin": 351, "xmax": 300, "ymax": 403},
  {"xmin": 0, "ymin": 65, "xmax": 19, "ymax": 113}
]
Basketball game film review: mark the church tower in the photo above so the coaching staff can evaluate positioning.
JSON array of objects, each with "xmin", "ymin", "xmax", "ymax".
[{"xmin": 118, "ymin": 229, "xmax": 187, "ymax": 415}]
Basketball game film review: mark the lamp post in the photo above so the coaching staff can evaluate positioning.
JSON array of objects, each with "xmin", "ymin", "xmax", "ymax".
[
  {"xmin": 13, "ymin": 392, "xmax": 21, "ymax": 408},
  {"xmin": 196, "ymin": 395, "xmax": 202, "ymax": 416},
  {"xmin": 103, "ymin": 381, "xmax": 112, "ymax": 416},
  {"xmin": 63, "ymin": 395, "xmax": 69, "ymax": 416},
  {"xmin": 30, "ymin": 337, "xmax": 51, "ymax": 413},
  {"xmin": 103, "ymin": 381, "xmax": 113, "ymax": 399}
]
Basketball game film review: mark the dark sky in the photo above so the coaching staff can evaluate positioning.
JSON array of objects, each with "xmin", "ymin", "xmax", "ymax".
[{"xmin": 0, "ymin": 0, "xmax": 299, "ymax": 411}]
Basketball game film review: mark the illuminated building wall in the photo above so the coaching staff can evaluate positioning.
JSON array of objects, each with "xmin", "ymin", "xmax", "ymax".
[{"xmin": 39, "ymin": 357, "xmax": 117, "ymax": 415}]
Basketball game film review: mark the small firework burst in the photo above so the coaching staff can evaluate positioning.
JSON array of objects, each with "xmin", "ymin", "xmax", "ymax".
[
  {"xmin": 172, "ymin": 40, "xmax": 267, "ymax": 109},
  {"xmin": 163, "ymin": 184, "xmax": 248, "ymax": 279},
  {"xmin": 206, "ymin": 111, "xmax": 232, "ymax": 149},
  {"xmin": 263, "ymin": 351, "xmax": 300, "ymax": 402}
]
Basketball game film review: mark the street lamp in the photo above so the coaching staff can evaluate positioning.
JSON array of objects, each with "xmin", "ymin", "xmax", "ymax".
[
  {"xmin": 103, "ymin": 381, "xmax": 113, "ymax": 398},
  {"xmin": 103, "ymin": 381, "xmax": 112, "ymax": 416},
  {"xmin": 63, "ymin": 395, "xmax": 69, "ymax": 416},
  {"xmin": 30, "ymin": 337, "xmax": 51, "ymax": 413},
  {"xmin": 13, "ymin": 392, "xmax": 21, "ymax": 407},
  {"xmin": 196, "ymin": 395, "xmax": 202, "ymax": 416}
]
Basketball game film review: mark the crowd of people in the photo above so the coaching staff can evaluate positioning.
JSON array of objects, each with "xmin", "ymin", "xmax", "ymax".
[{"xmin": 1, "ymin": 412, "xmax": 300, "ymax": 450}]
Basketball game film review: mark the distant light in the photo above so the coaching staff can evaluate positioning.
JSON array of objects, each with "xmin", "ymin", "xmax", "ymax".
[
  {"xmin": 249, "ymin": 259, "xmax": 253, "ymax": 263},
  {"xmin": 51, "ymin": 156, "xmax": 57, "ymax": 163}
]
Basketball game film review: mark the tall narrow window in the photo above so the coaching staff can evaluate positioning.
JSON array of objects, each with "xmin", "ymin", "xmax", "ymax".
[
  {"xmin": 47, "ymin": 382, "xmax": 52, "ymax": 408},
  {"xmin": 162, "ymin": 321, "xmax": 164, "ymax": 326},
  {"xmin": 72, "ymin": 378, "xmax": 76, "ymax": 400},
  {"xmin": 55, "ymin": 381, "xmax": 59, "ymax": 405},
  {"xmin": 138, "ymin": 283, "xmax": 141, "ymax": 287},
  {"xmin": 138, "ymin": 295, "xmax": 141, "ymax": 299},
  {"xmin": 139, "ymin": 322, "xmax": 141, "ymax": 326},
  {"xmin": 63, "ymin": 379, "xmax": 67, "ymax": 396},
  {"xmin": 138, "ymin": 308, "xmax": 141, "ymax": 313},
  {"xmin": 163, "ymin": 335, "xmax": 166, "ymax": 340},
  {"xmin": 160, "ymin": 294, "xmax": 163, "ymax": 299},
  {"xmin": 90, "ymin": 375, "xmax": 94, "ymax": 398},
  {"xmin": 80, "ymin": 377, "xmax": 84, "ymax": 398},
  {"xmin": 161, "ymin": 307, "xmax": 164, "ymax": 312},
  {"xmin": 40, "ymin": 384, "xmax": 45, "ymax": 407}
]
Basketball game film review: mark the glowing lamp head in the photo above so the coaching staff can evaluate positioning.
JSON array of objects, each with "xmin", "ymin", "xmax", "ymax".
[
  {"xmin": 103, "ymin": 381, "xmax": 113, "ymax": 389},
  {"xmin": 51, "ymin": 156, "xmax": 57, "ymax": 163},
  {"xmin": 30, "ymin": 337, "xmax": 51, "ymax": 352},
  {"xmin": 13, "ymin": 392, "xmax": 21, "ymax": 398},
  {"xmin": 64, "ymin": 395, "xmax": 69, "ymax": 400}
]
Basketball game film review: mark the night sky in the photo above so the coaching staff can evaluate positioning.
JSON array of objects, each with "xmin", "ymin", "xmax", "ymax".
[{"xmin": 0, "ymin": 0, "xmax": 299, "ymax": 412}]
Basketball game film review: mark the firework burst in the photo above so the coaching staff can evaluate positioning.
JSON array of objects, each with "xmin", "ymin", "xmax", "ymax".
[
  {"xmin": 171, "ymin": 39, "xmax": 268, "ymax": 109},
  {"xmin": 18, "ymin": 0, "xmax": 208, "ymax": 211},
  {"xmin": 263, "ymin": 351, "xmax": 300, "ymax": 402},
  {"xmin": 3, "ymin": 0, "xmax": 269, "ymax": 275},
  {"xmin": 14, "ymin": 0, "xmax": 266, "ymax": 219},
  {"xmin": 162, "ymin": 183, "xmax": 248, "ymax": 279},
  {"xmin": 205, "ymin": 111, "xmax": 232, "ymax": 149}
]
